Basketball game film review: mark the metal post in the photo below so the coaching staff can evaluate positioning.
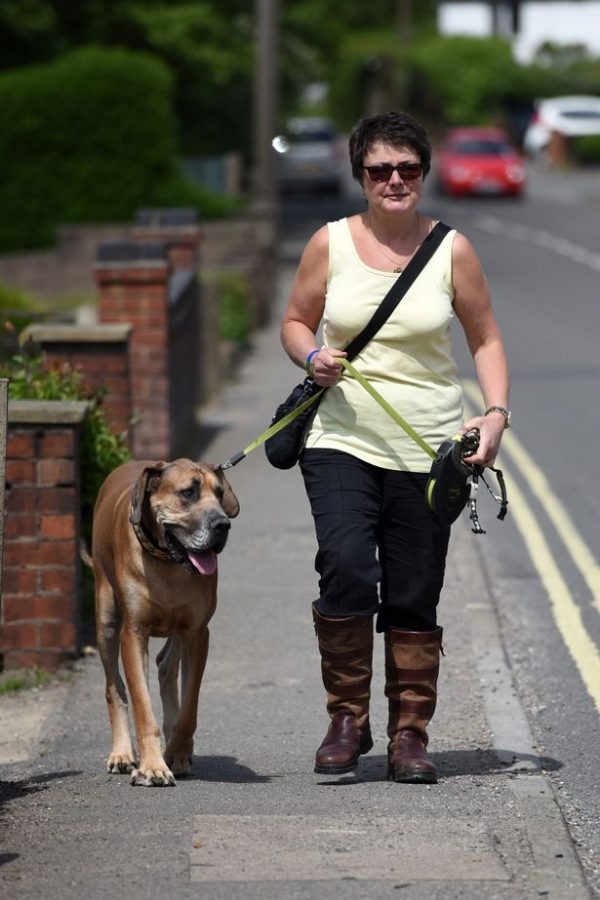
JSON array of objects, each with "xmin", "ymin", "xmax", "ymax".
[{"xmin": 0, "ymin": 378, "xmax": 8, "ymax": 594}]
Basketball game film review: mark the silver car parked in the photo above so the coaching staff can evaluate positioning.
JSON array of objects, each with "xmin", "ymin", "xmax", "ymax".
[{"xmin": 273, "ymin": 117, "xmax": 344, "ymax": 195}]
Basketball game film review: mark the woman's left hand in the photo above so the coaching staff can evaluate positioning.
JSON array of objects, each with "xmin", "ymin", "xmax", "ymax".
[
  {"xmin": 310, "ymin": 347, "xmax": 347, "ymax": 387},
  {"xmin": 458, "ymin": 413, "xmax": 506, "ymax": 468}
]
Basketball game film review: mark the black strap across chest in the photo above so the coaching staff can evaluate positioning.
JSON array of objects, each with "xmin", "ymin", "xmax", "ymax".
[{"xmin": 344, "ymin": 220, "xmax": 451, "ymax": 362}]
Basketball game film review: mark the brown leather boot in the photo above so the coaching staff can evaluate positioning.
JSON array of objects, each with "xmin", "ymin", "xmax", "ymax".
[
  {"xmin": 384, "ymin": 626, "xmax": 443, "ymax": 784},
  {"xmin": 313, "ymin": 606, "xmax": 374, "ymax": 775}
]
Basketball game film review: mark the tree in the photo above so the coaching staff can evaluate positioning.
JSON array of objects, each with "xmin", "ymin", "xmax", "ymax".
[
  {"xmin": 0, "ymin": 2, "xmax": 255, "ymax": 155},
  {"xmin": 0, "ymin": 1, "xmax": 439, "ymax": 153}
]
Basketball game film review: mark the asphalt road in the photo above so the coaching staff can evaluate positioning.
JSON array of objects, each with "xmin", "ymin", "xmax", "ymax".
[{"xmin": 1, "ymin": 164, "xmax": 599, "ymax": 899}]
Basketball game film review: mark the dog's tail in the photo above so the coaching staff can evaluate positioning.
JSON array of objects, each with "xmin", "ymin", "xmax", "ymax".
[{"xmin": 80, "ymin": 538, "xmax": 93, "ymax": 569}]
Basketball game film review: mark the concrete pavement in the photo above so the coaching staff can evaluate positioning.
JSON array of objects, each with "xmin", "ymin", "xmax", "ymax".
[{"xmin": 0, "ymin": 256, "xmax": 593, "ymax": 899}]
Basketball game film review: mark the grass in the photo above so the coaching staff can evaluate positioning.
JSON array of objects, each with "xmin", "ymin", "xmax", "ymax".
[{"xmin": 0, "ymin": 666, "xmax": 52, "ymax": 695}]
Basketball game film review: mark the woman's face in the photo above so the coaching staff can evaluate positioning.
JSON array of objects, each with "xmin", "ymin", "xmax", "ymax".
[{"xmin": 361, "ymin": 141, "xmax": 424, "ymax": 215}]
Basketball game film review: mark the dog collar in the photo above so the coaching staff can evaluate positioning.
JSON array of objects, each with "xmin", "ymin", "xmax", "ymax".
[{"xmin": 130, "ymin": 506, "xmax": 171, "ymax": 561}]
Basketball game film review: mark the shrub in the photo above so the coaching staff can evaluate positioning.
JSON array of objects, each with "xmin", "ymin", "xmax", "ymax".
[
  {"xmin": 572, "ymin": 134, "xmax": 600, "ymax": 164},
  {"xmin": 328, "ymin": 30, "xmax": 404, "ymax": 130},
  {"xmin": 0, "ymin": 283, "xmax": 43, "ymax": 362},
  {"xmin": 407, "ymin": 36, "xmax": 524, "ymax": 129},
  {"xmin": 0, "ymin": 347, "xmax": 131, "ymax": 544},
  {"xmin": 0, "ymin": 47, "xmax": 235, "ymax": 251},
  {"xmin": 216, "ymin": 272, "xmax": 252, "ymax": 346}
]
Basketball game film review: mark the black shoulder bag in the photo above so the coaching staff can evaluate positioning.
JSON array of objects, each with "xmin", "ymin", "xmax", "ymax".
[{"xmin": 265, "ymin": 222, "xmax": 451, "ymax": 469}]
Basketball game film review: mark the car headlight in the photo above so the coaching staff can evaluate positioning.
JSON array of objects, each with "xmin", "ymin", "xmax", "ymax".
[
  {"xmin": 449, "ymin": 166, "xmax": 469, "ymax": 181},
  {"xmin": 506, "ymin": 165, "xmax": 525, "ymax": 182},
  {"xmin": 272, "ymin": 135, "xmax": 290, "ymax": 154}
]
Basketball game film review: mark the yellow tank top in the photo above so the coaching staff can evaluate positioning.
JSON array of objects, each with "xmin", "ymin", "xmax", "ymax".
[{"xmin": 304, "ymin": 217, "xmax": 464, "ymax": 472}]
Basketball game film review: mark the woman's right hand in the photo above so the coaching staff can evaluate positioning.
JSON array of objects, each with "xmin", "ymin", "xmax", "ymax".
[{"xmin": 310, "ymin": 347, "xmax": 347, "ymax": 387}]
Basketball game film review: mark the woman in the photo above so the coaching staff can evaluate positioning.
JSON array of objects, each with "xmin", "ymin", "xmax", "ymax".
[{"xmin": 280, "ymin": 111, "xmax": 510, "ymax": 784}]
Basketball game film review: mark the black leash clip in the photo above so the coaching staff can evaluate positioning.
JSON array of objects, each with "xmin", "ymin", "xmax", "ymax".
[
  {"xmin": 461, "ymin": 428, "xmax": 509, "ymax": 534},
  {"xmin": 466, "ymin": 464, "xmax": 509, "ymax": 535}
]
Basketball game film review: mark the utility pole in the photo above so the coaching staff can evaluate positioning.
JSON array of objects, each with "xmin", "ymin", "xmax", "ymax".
[
  {"xmin": 253, "ymin": 0, "xmax": 279, "ymax": 211},
  {"xmin": 252, "ymin": 0, "xmax": 279, "ymax": 321},
  {"xmin": 397, "ymin": 0, "xmax": 413, "ymax": 45}
]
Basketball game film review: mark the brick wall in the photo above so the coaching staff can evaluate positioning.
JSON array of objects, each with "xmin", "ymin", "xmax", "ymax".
[
  {"xmin": 21, "ymin": 323, "xmax": 133, "ymax": 445},
  {"xmin": 95, "ymin": 237, "xmax": 201, "ymax": 460},
  {"xmin": 95, "ymin": 242, "xmax": 172, "ymax": 459},
  {"xmin": 132, "ymin": 207, "xmax": 201, "ymax": 271},
  {"xmin": 1, "ymin": 400, "xmax": 87, "ymax": 671},
  {"xmin": 0, "ymin": 223, "xmax": 132, "ymax": 303},
  {"xmin": 0, "ymin": 379, "xmax": 7, "ymax": 594}
]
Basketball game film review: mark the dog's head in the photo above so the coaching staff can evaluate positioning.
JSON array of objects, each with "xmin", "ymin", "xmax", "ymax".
[{"xmin": 130, "ymin": 459, "xmax": 239, "ymax": 575}]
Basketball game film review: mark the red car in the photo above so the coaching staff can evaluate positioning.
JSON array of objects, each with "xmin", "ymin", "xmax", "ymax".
[{"xmin": 436, "ymin": 127, "xmax": 526, "ymax": 197}]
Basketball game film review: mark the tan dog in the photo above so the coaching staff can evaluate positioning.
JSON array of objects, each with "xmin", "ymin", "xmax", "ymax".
[{"xmin": 91, "ymin": 457, "xmax": 239, "ymax": 787}]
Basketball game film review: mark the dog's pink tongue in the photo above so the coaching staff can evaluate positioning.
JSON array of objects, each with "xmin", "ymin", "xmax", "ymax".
[{"xmin": 187, "ymin": 550, "xmax": 217, "ymax": 576}]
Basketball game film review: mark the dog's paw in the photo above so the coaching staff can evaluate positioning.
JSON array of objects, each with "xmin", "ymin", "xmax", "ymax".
[
  {"xmin": 165, "ymin": 749, "xmax": 193, "ymax": 777},
  {"xmin": 130, "ymin": 764, "xmax": 176, "ymax": 787},
  {"xmin": 107, "ymin": 752, "xmax": 136, "ymax": 774}
]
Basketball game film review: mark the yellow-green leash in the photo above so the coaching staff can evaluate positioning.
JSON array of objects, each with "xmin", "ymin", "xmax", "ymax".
[
  {"xmin": 221, "ymin": 359, "xmax": 435, "ymax": 469},
  {"xmin": 338, "ymin": 358, "xmax": 437, "ymax": 460}
]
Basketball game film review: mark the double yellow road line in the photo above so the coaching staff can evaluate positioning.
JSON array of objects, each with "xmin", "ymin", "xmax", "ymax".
[{"xmin": 463, "ymin": 379, "xmax": 600, "ymax": 714}]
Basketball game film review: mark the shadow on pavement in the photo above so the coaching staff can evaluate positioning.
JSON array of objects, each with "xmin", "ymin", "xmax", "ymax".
[
  {"xmin": 189, "ymin": 755, "xmax": 273, "ymax": 784},
  {"xmin": 314, "ymin": 749, "xmax": 563, "ymax": 785},
  {"xmin": 0, "ymin": 769, "xmax": 83, "ymax": 813}
]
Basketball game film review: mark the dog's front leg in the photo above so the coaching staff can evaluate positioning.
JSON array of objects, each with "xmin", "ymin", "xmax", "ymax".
[
  {"xmin": 164, "ymin": 626, "xmax": 210, "ymax": 776},
  {"xmin": 120, "ymin": 626, "xmax": 175, "ymax": 787},
  {"xmin": 157, "ymin": 636, "xmax": 181, "ymax": 745},
  {"xmin": 95, "ymin": 579, "xmax": 136, "ymax": 773}
]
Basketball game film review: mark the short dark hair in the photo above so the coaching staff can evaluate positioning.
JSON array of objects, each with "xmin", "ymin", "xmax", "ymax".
[{"xmin": 348, "ymin": 111, "xmax": 432, "ymax": 182}]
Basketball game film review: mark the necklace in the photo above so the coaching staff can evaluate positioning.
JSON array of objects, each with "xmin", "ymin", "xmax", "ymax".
[
  {"xmin": 377, "ymin": 245, "xmax": 406, "ymax": 273},
  {"xmin": 368, "ymin": 214, "xmax": 421, "ymax": 274}
]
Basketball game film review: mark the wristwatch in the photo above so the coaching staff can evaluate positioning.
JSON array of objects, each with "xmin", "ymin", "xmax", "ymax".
[{"xmin": 485, "ymin": 405, "xmax": 511, "ymax": 429}]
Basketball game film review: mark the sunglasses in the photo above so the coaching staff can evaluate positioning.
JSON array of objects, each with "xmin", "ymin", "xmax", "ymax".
[{"xmin": 362, "ymin": 162, "xmax": 424, "ymax": 182}]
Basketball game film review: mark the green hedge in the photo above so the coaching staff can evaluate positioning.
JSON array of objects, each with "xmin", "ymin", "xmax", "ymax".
[
  {"xmin": 0, "ymin": 47, "xmax": 236, "ymax": 251},
  {"xmin": 407, "ymin": 36, "xmax": 525, "ymax": 128},
  {"xmin": 572, "ymin": 134, "xmax": 600, "ymax": 164},
  {"xmin": 216, "ymin": 272, "xmax": 252, "ymax": 347}
]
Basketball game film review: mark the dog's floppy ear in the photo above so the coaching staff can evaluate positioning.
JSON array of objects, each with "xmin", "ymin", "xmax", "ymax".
[
  {"xmin": 130, "ymin": 462, "xmax": 168, "ymax": 526},
  {"xmin": 213, "ymin": 465, "xmax": 240, "ymax": 518}
]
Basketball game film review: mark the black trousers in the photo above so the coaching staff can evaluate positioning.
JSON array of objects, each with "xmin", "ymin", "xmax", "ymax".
[{"xmin": 300, "ymin": 449, "xmax": 451, "ymax": 631}]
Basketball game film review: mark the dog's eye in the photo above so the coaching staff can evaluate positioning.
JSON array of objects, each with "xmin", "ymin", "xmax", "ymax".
[{"xmin": 180, "ymin": 487, "xmax": 195, "ymax": 500}]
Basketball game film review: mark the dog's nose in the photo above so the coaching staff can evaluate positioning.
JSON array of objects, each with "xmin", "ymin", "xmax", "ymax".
[
  {"xmin": 213, "ymin": 517, "xmax": 230, "ymax": 536},
  {"xmin": 210, "ymin": 514, "xmax": 231, "ymax": 537},
  {"xmin": 210, "ymin": 516, "xmax": 231, "ymax": 553}
]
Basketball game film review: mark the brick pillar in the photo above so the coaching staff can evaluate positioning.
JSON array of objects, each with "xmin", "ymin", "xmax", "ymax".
[
  {"xmin": 95, "ymin": 242, "xmax": 171, "ymax": 460},
  {"xmin": 0, "ymin": 378, "xmax": 7, "ymax": 596},
  {"xmin": 132, "ymin": 208, "xmax": 201, "ymax": 270},
  {"xmin": 1, "ymin": 400, "xmax": 88, "ymax": 671},
  {"xmin": 548, "ymin": 130, "xmax": 568, "ymax": 167},
  {"xmin": 21, "ymin": 323, "xmax": 133, "ymax": 446},
  {"xmin": 132, "ymin": 210, "xmax": 204, "ymax": 414}
]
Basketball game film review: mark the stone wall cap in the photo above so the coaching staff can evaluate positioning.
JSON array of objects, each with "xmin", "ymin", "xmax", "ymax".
[
  {"xmin": 135, "ymin": 208, "xmax": 200, "ymax": 227},
  {"xmin": 95, "ymin": 240, "xmax": 168, "ymax": 264},
  {"xmin": 8, "ymin": 399, "xmax": 90, "ymax": 424},
  {"xmin": 22, "ymin": 323, "xmax": 133, "ymax": 344}
]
